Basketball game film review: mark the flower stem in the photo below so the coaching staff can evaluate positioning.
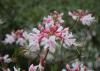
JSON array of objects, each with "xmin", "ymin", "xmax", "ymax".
[
  {"xmin": 76, "ymin": 47, "xmax": 81, "ymax": 61},
  {"xmin": 61, "ymin": 39, "xmax": 64, "ymax": 58},
  {"xmin": 72, "ymin": 19, "xmax": 78, "ymax": 32},
  {"xmin": 42, "ymin": 48, "xmax": 49, "ymax": 65},
  {"xmin": 76, "ymin": 47, "xmax": 80, "ymax": 55},
  {"xmin": 37, "ymin": 48, "xmax": 49, "ymax": 71}
]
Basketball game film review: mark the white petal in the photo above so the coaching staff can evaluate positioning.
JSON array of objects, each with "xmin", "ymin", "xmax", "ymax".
[
  {"xmin": 48, "ymin": 36, "xmax": 56, "ymax": 53},
  {"xmin": 32, "ymin": 28, "xmax": 40, "ymax": 34},
  {"xmin": 3, "ymin": 54, "xmax": 12, "ymax": 63},
  {"xmin": 40, "ymin": 37, "xmax": 48, "ymax": 46},
  {"xmin": 23, "ymin": 31, "xmax": 29, "ymax": 39},
  {"xmin": 3, "ymin": 34, "xmax": 15, "ymax": 44},
  {"xmin": 80, "ymin": 14, "xmax": 96, "ymax": 26},
  {"xmin": 45, "ymin": 22, "xmax": 52, "ymax": 28},
  {"xmin": 62, "ymin": 69, "xmax": 66, "ymax": 71},
  {"xmin": 3, "ymin": 54, "xmax": 9, "ymax": 59},
  {"xmin": 63, "ymin": 32, "xmax": 76, "ymax": 46},
  {"xmin": 13, "ymin": 66, "xmax": 20, "ymax": 71},
  {"xmin": 44, "ymin": 44, "xmax": 49, "ymax": 49},
  {"xmin": 38, "ymin": 64, "xmax": 44, "ymax": 71},
  {"xmin": 72, "ymin": 16, "xmax": 78, "ymax": 20},
  {"xmin": 4, "ymin": 58, "xmax": 12, "ymax": 63},
  {"xmin": 68, "ymin": 11, "xmax": 73, "ymax": 16},
  {"xmin": 49, "ymin": 36, "xmax": 56, "ymax": 48},
  {"xmin": 49, "ymin": 36, "xmax": 56, "ymax": 41},
  {"xmin": 57, "ymin": 26, "xmax": 63, "ymax": 31},
  {"xmin": 28, "ymin": 64, "xmax": 34, "ymax": 71},
  {"xmin": 16, "ymin": 38, "xmax": 26, "ymax": 46},
  {"xmin": 68, "ymin": 11, "xmax": 78, "ymax": 20},
  {"xmin": 49, "ymin": 46, "xmax": 56, "ymax": 53}
]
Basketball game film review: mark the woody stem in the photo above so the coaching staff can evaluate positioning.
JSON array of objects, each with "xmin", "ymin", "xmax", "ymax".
[
  {"xmin": 40, "ymin": 48, "xmax": 49, "ymax": 66},
  {"xmin": 36, "ymin": 48, "xmax": 49, "ymax": 71}
]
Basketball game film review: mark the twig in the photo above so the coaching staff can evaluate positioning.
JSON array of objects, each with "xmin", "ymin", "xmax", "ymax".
[{"xmin": 36, "ymin": 48, "xmax": 49, "ymax": 71}]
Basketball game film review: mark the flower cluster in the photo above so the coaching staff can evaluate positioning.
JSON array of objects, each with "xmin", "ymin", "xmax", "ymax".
[
  {"xmin": 66, "ymin": 62, "xmax": 86, "ymax": 71},
  {"xmin": 68, "ymin": 9, "xmax": 96, "ymax": 26},
  {"xmin": 3, "ymin": 11, "xmax": 76, "ymax": 53},
  {"xmin": 3, "ymin": 29, "xmax": 25, "ymax": 46},
  {"xmin": 0, "ymin": 54, "xmax": 12, "ymax": 63},
  {"xmin": 29, "ymin": 64, "xmax": 44, "ymax": 71},
  {"xmin": 65, "ymin": 59, "xmax": 94, "ymax": 71},
  {"xmin": 2, "ymin": 9, "xmax": 97, "ymax": 71}
]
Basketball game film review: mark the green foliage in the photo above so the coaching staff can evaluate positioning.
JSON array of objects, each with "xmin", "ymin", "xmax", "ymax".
[{"xmin": 0, "ymin": 0, "xmax": 100, "ymax": 70}]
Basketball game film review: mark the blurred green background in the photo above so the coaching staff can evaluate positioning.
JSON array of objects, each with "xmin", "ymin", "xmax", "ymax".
[{"xmin": 0, "ymin": 0, "xmax": 100, "ymax": 71}]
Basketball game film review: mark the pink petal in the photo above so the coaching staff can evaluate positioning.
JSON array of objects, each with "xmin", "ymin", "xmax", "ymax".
[
  {"xmin": 74, "ymin": 64, "xmax": 79, "ymax": 70},
  {"xmin": 62, "ymin": 28, "xmax": 69, "ymax": 32},
  {"xmin": 66, "ymin": 64, "xmax": 71, "ymax": 70},
  {"xmin": 29, "ymin": 64, "xmax": 34, "ymax": 71},
  {"xmin": 38, "ymin": 24, "xmax": 44, "ymax": 31}
]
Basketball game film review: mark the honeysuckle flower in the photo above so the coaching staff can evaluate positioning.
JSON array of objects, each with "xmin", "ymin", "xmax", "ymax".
[
  {"xmin": 3, "ymin": 11, "xmax": 77, "ymax": 65},
  {"xmin": 66, "ymin": 62, "xmax": 87, "ymax": 71},
  {"xmin": 29, "ymin": 64, "xmax": 38, "ymax": 71},
  {"xmin": 43, "ymin": 16, "xmax": 54, "ymax": 28},
  {"xmin": 28, "ymin": 33, "xmax": 40, "ymax": 48},
  {"xmin": 40, "ymin": 24, "xmax": 75, "ymax": 49},
  {"xmin": 56, "ymin": 26, "xmax": 63, "ymax": 32},
  {"xmin": 61, "ymin": 68, "xmax": 66, "ymax": 71},
  {"xmin": 3, "ymin": 29, "xmax": 26, "ymax": 46},
  {"xmin": 40, "ymin": 36, "xmax": 56, "ymax": 53},
  {"xmin": 42, "ymin": 25, "xmax": 58, "ymax": 34},
  {"xmin": 80, "ymin": 64, "xmax": 87, "ymax": 71},
  {"xmin": 14, "ymin": 29, "xmax": 24, "ymax": 38},
  {"xmin": 3, "ymin": 54, "xmax": 12, "ymax": 63},
  {"xmin": 38, "ymin": 24, "xmax": 44, "ymax": 31},
  {"xmin": 28, "ymin": 41, "xmax": 40, "ymax": 52},
  {"xmin": 3, "ymin": 11, "xmax": 76, "ymax": 49},
  {"xmin": 2, "ymin": 68, "xmax": 11, "ymax": 71},
  {"xmin": 52, "ymin": 12, "xmax": 64, "ymax": 25},
  {"xmin": 32, "ymin": 28, "xmax": 40, "ymax": 34},
  {"xmin": 24, "ymin": 32, "xmax": 40, "ymax": 56},
  {"xmin": 57, "ymin": 12, "xmax": 64, "ymax": 24},
  {"xmin": 68, "ymin": 10, "xmax": 96, "ymax": 26},
  {"xmin": 29, "ymin": 64, "xmax": 44, "ymax": 71},
  {"xmin": 80, "ymin": 14, "xmax": 96, "ymax": 26},
  {"xmin": 28, "ymin": 56, "xmax": 46, "ymax": 71},
  {"xmin": 63, "ymin": 32, "xmax": 76, "ymax": 46},
  {"xmin": 68, "ymin": 11, "xmax": 79, "ymax": 20},
  {"xmin": 16, "ymin": 37, "xmax": 26, "ymax": 46},
  {"xmin": 13, "ymin": 66, "xmax": 20, "ymax": 71},
  {"xmin": 3, "ymin": 32, "xmax": 16, "ymax": 44},
  {"xmin": 42, "ymin": 11, "xmax": 64, "ymax": 29},
  {"xmin": 66, "ymin": 63, "xmax": 80, "ymax": 71},
  {"xmin": 22, "ymin": 31, "xmax": 29, "ymax": 40},
  {"xmin": 14, "ymin": 29, "xmax": 27, "ymax": 46},
  {"xmin": 56, "ymin": 27, "xmax": 76, "ymax": 47}
]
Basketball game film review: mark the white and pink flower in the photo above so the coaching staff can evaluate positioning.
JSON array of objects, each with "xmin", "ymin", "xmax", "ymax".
[
  {"xmin": 43, "ymin": 16, "xmax": 54, "ymax": 28},
  {"xmin": 3, "ymin": 32, "xmax": 16, "ymax": 44},
  {"xmin": 3, "ymin": 11, "xmax": 76, "ymax": 60},
  {"xmin": 29, "ymin": 64, "xmax": 44, "ymax": 71},
  {"xmin": 68, "ymin": 10, "xmax": 96, "ymax": 26},
  {"xmin": 40, "ymin": 36, "xmax": 56, "ymax": 53},
  {"xmin": 66, "ymin": 62, "xmax": 87, "ymax": 71},
  {"xmin": 80, "ymin": 14, "xmax": 96, "ymax": 26},
  {"xmin": 0, "ymin": 54, "xmax": 12, "ymax": 63}
]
